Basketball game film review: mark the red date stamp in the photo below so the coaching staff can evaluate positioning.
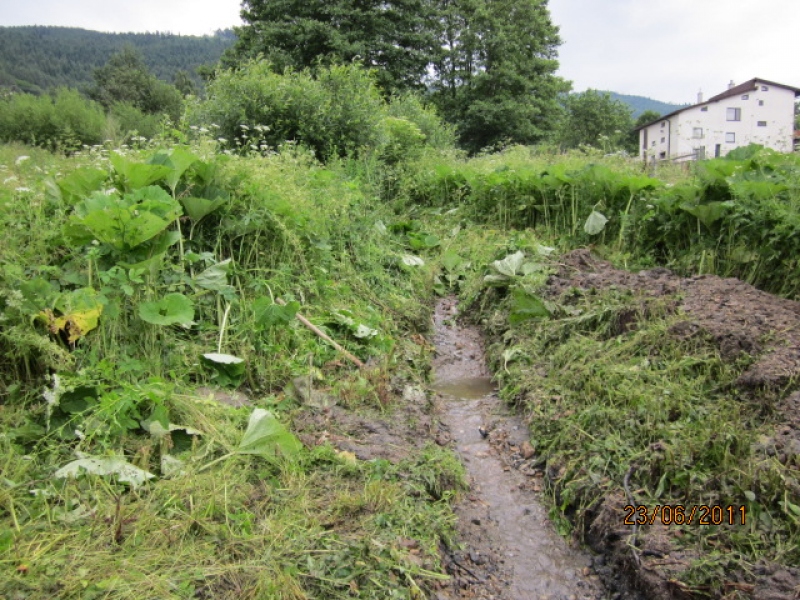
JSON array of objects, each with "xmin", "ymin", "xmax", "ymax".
[{"xmin": 623, "ymin": 505, "xmax": 746, "ymax": 526}]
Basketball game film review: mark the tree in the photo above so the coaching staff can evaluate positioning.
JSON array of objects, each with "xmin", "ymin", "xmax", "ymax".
[
  {"xmin": 89, "ymin": 46, "xmax": 183, "ymax": 121},
  {"xmin": 173, "ymin": 70, "xmax": 196, "ymax": 97},
  {"xmin": 431, "ymin": 0, "xmax": 569, "ymax": 153},
  {"xmin": 557, "ymin": 89, "xmax": 633, "ymax": 152},
  {"xmin": 225, "ymin": 0, "xmax": 439, "ymax": 96}
]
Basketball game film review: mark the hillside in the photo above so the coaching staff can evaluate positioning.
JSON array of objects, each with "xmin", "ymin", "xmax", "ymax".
[
  {"xmin": 607, "ymin": 91, "xmax": 687, "ymax": 118},
  {"xmin": 0, "ymin": 26, "xmax": 235, "ymax": 94}
]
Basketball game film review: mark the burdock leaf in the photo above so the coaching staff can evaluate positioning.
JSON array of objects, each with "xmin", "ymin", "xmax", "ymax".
[
  {"xmin": 237, "ymin": 409, "xmax": 302, "ymax": 459},
  {"xmin": 139, "ymin": 294, "xmax": 194, "ymax": 326}
]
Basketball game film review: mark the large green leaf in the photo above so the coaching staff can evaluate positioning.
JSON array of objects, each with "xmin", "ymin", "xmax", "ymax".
[
  {"xmin": 491, "ymin": 251, "xmax": 525, "ymax": 278},
  {"xmin": 237, "ymin": 408, "xmax": 302, "ymax": 459},
  {"xmin": 583, "ymin": 210, "xmax": 608, "ymax": 235},
  {"xmin": 56, "ymin": 166, "xmax": 108, "ymax": 204},
  {"xmin": 253, "ymin": 298, "xmax": 299, "ymax": 330},
  {"xmin": 149, "ymin": 146, "xmax": 199, "ymax": 193},
  {"xmin": 679, "ymin": 201, "xmax": 732, "ymax": 228},
  {"xmin": 194, "ymin": 259, "xmax": 233, "ymax": 292},
  {"xmin": 68, "ymin": 187, "xmax": 182, "ymax": 251},
  {"xmin": 201, "ymin": 353, "xmax": 246, "ymax": 387},
  {"xmin": 110, "ymin": 152, "xmax": 171, "ymax": 191},
  {"xmin": 509, "ymin": 288, "xmax": 551, "ymax": 324},
  {"xmin": 139, "ymin": 293, "xmax": 194, "ymax": 326},
  {"xmin": 181, "ymin": 195, "xmax": 227, "ymax": 222}
]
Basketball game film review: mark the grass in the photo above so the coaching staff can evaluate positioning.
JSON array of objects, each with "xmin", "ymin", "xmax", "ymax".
[
  {"xmin": 475, "ymin": 279, "xmax": 799, "ymax": 593},
  {"xmin": 4, "ymin": 135, "xmax": 800, "ymax": 598},
  {"xmin": 0, "ymin": 140, "xmax": 465, "ymax": 599}
]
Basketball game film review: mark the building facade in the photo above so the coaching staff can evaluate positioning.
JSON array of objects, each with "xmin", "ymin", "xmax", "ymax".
[{"xmin": 637, "ymin": 78, "xmax": 800, "ymax": 163}]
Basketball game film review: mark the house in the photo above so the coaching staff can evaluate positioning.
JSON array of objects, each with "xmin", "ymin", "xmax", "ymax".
[{"xmin": 636, "ymin": 78, "xmax": 800, "ymax": 163}]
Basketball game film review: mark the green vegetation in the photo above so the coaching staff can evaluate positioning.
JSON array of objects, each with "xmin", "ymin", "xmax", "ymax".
[
  {"xmin": 0, "ymin": 26, "xmax": 233, "ymax": 95},
  {"xmin": 2, "ymin": 40, "xmax": 800, "ymax": 596},
  {"xmin": 557, "ymin": 89, "xmax": 634, "ymax": 152},
  {"xmin": 228, "ymin": 0, "xmax": 567, "ymax": 153}
]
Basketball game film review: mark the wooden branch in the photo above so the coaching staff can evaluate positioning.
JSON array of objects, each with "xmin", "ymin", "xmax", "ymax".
[{"xmin": 276, "ymin": 298, "xmax": 365, "ymax": 369}]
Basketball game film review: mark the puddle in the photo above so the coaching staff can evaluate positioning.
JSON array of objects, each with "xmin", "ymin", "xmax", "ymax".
[
  {"xmin": 432, "ymin": 376, "xmax": 495, "ymax": 399},
  {"xmin": 432, "ymin": 296, "xmax": 605, "ymax": 600}
]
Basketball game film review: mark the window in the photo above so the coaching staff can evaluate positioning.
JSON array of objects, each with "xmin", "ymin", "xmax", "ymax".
[
  {"xmin": 725, "ymin": 132, "xmax": 736, "ymax": 143},
  {"xmin": 692, "ymin": 127, "xmax": 704, "ymax": 138},
  {"xmin": 726, "ymin": 107, "xmax": 741, "ymax": 121},
  {"xmin": 757, "ymin": 121, "xmax": 767, "ymax": 127},
  {"xmin": 660, "ymin": 137, "xmax": 665, "ymax": 143},
  {"xmin": 761, "ymin": 85, "xmax": 769, "ymax": 91},
  {"xmin": 659, "ymin": 151, "xmax": 666, "ymax": 159},
  {"xmin": 701, "ymin": 106, "xmax": 709, "ymax": 112},
  {"xmin": 759, "ymin": 100, "xmax": 764, "ymax": 106},
  {"xmin": 660, "ymin": 121, "xmax": 666, "ymax": 128},
  {"xmin": 651, "ymin": 141, "xmax": 656, "ymax": 147},
  {"xmin": 741, "ymin": 94, "xmax": 749, "ymax": 100}
]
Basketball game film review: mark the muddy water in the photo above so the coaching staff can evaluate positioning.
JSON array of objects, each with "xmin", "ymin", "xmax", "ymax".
[{"xmin": 432, "ymin": 297, "xmax": 604, "ymax": 600}]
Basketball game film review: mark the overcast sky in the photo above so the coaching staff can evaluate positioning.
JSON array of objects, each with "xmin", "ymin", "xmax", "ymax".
[{"xmin": 1, "ymin": 0, "xmax": 797, "ymax": 104}]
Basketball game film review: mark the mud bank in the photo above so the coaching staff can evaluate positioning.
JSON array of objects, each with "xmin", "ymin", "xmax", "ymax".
[{"xmin": 431, "ymin": 296, "xmax": 609, "ymax": 600}]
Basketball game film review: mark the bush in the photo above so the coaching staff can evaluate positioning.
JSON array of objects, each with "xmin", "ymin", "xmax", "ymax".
[
  {"xmin": 386, "ymin": 94, "xmax": 456, "ymax": 150},
  {"xmin": 190, "ymin": 61, "xmax": 386, "ymax": 161},
  {"xmin": 108, "ymin": 102, "xmax": 164, "ymax": 140},
  {"xmin": 0, "ymin": 88, "xmax": 106, "ymax": 151}
]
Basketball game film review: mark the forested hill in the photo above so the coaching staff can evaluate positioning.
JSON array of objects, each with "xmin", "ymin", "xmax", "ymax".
[
  {"xmin": 607, "ymin": 91, "xmax": 687, "ymax": 118},
  {"xmin": 0, "ymin": 26, "xmax": 235, "ymax": 94}
]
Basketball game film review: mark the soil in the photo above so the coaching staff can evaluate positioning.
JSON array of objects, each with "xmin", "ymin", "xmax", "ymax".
[
  {"xmin": 291, "ymin": 248, "xmax": 800, "ymax": 599},
  {"xmin": 430, "ymin": 295, "xmax": 613, "ymax": 600},
  {"xmin": 544, "ymin": 249, "xmax": 800, "ymax": 600}
]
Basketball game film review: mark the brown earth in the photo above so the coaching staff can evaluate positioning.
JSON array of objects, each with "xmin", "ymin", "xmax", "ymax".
[
  {"xmin": 287, "ymin": 248, "xmax": 800, "ymax": 600},
  {"xmin": 546, "ymin": 249, "xmax": 800, "ymax": 600}
]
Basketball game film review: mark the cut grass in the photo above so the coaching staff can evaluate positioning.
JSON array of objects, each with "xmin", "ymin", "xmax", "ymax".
[
  {"xmin": 1, "ymin": 394, "xmax": 463, "ymax": 599},
  {"xmin": 478, "ymin": 283, "xmax": 799, "ymax": 592}
]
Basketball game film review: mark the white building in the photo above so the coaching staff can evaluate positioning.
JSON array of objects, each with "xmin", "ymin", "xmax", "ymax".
[{"xmin": 637, "ymin": 78, "xmax": 800, "ymax": 163}]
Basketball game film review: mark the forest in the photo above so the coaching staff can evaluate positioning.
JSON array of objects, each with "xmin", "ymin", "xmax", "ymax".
[
  {"xmin": 1, "ymin": 1, "xmax": 799, "ymax": 599},
  {"xmin": 0, "ymin": 26, "xmax": 233, "ymax": 95}
]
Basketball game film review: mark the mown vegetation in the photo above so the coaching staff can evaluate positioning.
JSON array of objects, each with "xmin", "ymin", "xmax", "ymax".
[{"xmin": 2, "ymin": 3, "xmax": 800, "ymax": 595}]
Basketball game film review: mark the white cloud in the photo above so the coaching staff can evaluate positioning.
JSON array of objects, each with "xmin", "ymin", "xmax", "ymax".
[
  {"xmin": 0, "ymin": 0, "xmax": 243, "ymax": 36},
  {"xmin": 549, "ymin": 0, "xmax": 799, "ymax": 103}
]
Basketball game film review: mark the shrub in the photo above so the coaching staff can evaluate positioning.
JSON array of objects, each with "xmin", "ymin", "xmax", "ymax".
[
  {"xmin": 190, "ymin": 61, "xmax": 385, "ymax": 161},
  {"xmin": 0, "ymin": 88, "xmax": 106, "ymax": 151}
]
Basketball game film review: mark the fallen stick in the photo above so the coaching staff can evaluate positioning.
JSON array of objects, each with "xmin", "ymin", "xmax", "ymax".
[{"xmin": 276, "ymin": 298, "xmax": 365, "ymax": 369}]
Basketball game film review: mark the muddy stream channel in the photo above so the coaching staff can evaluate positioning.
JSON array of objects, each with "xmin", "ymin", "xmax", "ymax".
[{"xmin": 431, "ymin": 296, "xmax": 609, "ymax": 600}]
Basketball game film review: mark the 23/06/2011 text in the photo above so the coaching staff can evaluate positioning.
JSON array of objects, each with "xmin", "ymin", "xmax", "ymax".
[{"xmin": 624, "ymin": 505, "xmax": 746, "ymax": 526}]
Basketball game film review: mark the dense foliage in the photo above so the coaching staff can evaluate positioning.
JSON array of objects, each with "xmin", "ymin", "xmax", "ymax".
[
  {"xmin": 0, "ymin": 88, "xmax": 107, "ymax": 151},
  {"xmin": 397, "ymin": 144, "xmax": 800, "ymax": 296},
  {"xmin": 557, "ymin": 89, "xmax": 634, "ymax": 152},
  {"xmin": 227, "ymin": 0, "xmax": 568, "ymax": 153},
  {"xmin": 0, "ymin": 26, "xmax": 233, "ymax": 95},
  {"xmin": 88, "ymin": 47, "xmax": 183, "ymax": 122},
  {"xmin": 190, "ymin": 61, "xmax": 454, "ymax": 161},
  {"xmin": 228, "ymin": 0, "xmax": 438, "ymax": 97}
]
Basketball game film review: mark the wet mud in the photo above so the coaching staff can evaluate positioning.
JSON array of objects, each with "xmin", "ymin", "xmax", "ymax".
[{"xmin": 431, "ymin": 296, "xmax": 607, "ymax": 600}]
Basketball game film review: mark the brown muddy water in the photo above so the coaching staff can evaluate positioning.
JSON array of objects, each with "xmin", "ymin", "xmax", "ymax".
[{"xmin": 431, "ymin": 296, "xmax": 607, "ymax": 600}]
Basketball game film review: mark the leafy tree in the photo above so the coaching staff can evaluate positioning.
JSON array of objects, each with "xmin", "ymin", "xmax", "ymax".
[
  {"xmin": 431, "ymin": 0, "xmax": 568, "ymax": 153},
  {"xmin": 226, "ymin": 0, "xmax": 439, "ymax": 96},
  {"xmin": 191, "ymin": 61, "xmax": 385, "ymax": 160},
  {"xmin": 88, "ymin": 46, "xmax": 183, "ymax": 121},
  {"xmin": 225, "ymin": 0, "xmax": 568, "ymax": 152},
  {"xmin": 173, "ymin": 70, "xmax": 196, "ymax": 97},
  {"xmin": 557, "ymin": 89, "xmax": 633, "ymax": 152}
]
